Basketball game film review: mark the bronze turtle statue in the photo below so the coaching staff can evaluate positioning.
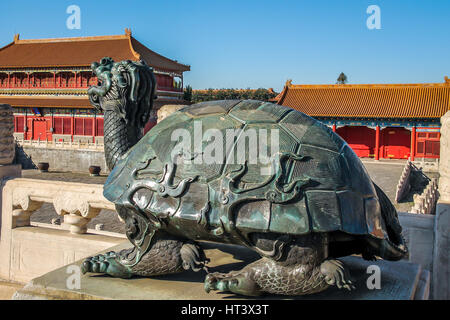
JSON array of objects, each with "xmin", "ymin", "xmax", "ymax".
[{"xmin": 82, "ymin": 58, "xmax": 408, "ymax": 297}]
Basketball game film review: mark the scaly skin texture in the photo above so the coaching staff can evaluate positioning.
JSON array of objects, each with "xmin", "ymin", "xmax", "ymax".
[
  {"xmin": 82, "ymin": 232, "xmax": 207, "ymax": 278},
  {"xmin": 127, "ymin": 233, "xmax": 185, "ymax": 276},
  {"xmin": 103, "ymin": 110, "xmax": 141, "ymax": 171}
]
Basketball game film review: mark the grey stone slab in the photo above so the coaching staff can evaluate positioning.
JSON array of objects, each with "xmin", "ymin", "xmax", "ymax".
[
  {"xmin": 13, "ymin": 241, "xmax": 425, "ymax": 300},
  {"xmin": 414, "ymin": 269, "xmax": 431, "ymax": 300},
  {"xmin": 398, "ymin": 212, "xmax": 435, "ymax": 272}
]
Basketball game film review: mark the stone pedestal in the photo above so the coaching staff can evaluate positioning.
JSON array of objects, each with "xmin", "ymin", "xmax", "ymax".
[
  {"xmin": 439, "ymin": 111, "xmax": 450, "ymax": 202},
  {"xmin": 12, "ymin": 242, "xmax": 429, "ymax": 300},
  {"xmin": 0, "ymin": 104, "xmax": 15, "ymax": 166}
]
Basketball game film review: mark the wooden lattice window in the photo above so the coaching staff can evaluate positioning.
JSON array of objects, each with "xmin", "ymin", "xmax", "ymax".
[
  {"xmin": 74, "ymin": 118, "xmax": 94, "ymax": 136},
  {"xmin": 54, "ymin": 118, "xmax": 63, "ymax": 134},
  {"xmin": 63, "ymin": 118, "xmax": 71, "ymax": 135},
  {"xmin": 96, "ymin": 118, "xmax": 104, "ymax": 136},
  {"xmin": 15, "ymin": 116, "xmax": 25, "ymax": 132},
  {"xmin": 416, "ymin": 130, "xmax": 440, "ymax": 158}
]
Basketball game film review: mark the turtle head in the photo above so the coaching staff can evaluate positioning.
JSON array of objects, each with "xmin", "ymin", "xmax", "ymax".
[{"xmin": 88, "ymin": 57, "xmax": 156, "ymax": 129}]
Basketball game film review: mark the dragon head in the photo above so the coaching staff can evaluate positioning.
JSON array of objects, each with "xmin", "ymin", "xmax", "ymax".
[{"xmin": 87, "ymin": 57, "xmax": 156, "ymax": 130}]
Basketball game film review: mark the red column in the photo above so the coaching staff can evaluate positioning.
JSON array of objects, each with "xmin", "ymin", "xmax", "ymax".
[
  {"xmin": 332, "ymin": 124, "xmax": 336, "ymax": 132},
  {"xmin": 411, "ymin": 126, "xmax": 416, "ymax": 161},
  {"xmin": 93, "ymin": 117, "xmax": 96, "ymax": 143},
  {"xmin": 375, "ymin": 125, "xmax": 380, "ymax": 160},
  {"xmin": 77, "ymin": 72, "xmax": 81, "ymax": 88},
  {"xmin": 30, "ymin": 119, "xmax": 34, "ymax": 140},
  {"xmin": 53, "ymin": 72, "xmax": 56, "ymax": 88},
  {"xmin": 71, "ymin": 114, "xmax": 74, "ymax": 142},
  {"xmin": 7, "ymin": 73, "xmax": 10, "ymax": 88},
  {"xmin": 24, "ymin": 112, "xmax": 27, "ymax": 139}
]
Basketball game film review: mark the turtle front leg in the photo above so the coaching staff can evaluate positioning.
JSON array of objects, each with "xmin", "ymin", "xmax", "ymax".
[
  {"xmin": 82, "ymin": 232, "xmax": 209, "ymax": 278},
  {"xmin": 81, "ymin": 250, "xmax": 133, "ymax": 278}
]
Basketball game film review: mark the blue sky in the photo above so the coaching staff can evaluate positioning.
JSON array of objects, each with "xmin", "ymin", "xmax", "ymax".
[{"xmin": 0, "ymin": 0, "xmax": 449, "ymax": 91}]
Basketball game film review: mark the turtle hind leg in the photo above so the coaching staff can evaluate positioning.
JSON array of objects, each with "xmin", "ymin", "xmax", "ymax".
[
  {"xmin": 204, "ymin": 234, "xmax": 355, "ymax": 296},
  {"xmin": 81, "ymin": 232, "xmax": 209, "ymax": 278},
  {"xmin": 204, "ymin": 257, "xmax": 355, "ymax": 297},
  {"xmin": 204, "ymin": 257, "xmax": 326, "ymax": 296},
  {"xmin": 320, "ymin": 259, "xmax": 355, "ymax": 290}
]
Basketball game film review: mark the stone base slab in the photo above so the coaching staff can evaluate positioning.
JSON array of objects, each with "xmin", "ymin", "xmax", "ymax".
[
  {"xmin": 0, "ymin": 280, "xmax": 23, "ymax": 300},
  {"xmin": 0, "ymin": 164, "xmax": 21, "ymax": 179},
  {"xmin": 13, "ymin": 242, "xmax": 429, "ymax": 300},
  {"xmin": 0, "ymin": 227, "xmax": 125, "ymax": 283}
]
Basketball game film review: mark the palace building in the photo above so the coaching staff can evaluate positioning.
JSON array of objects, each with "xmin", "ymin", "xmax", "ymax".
[
  {"xmin": 274, "ymin": 79, "xmax": 450, "ymax": 160},
  {"xmin": 0, "ymin": 29, "xmax": 189, "ymax": 143}
]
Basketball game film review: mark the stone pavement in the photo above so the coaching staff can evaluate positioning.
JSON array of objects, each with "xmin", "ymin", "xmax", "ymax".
[{"xmin": 361, "ymin": 159, "xmax": 413, "ymax": 212}]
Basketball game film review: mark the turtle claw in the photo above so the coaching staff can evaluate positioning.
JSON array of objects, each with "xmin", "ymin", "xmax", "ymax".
[
  {"xmin": 320, "ymin": 259, "xmax": 355, "ymax": 291},
  {"xmin": 204, "ymin": 272, "xmax": 261, "ymax": 296},
  {"xmin": 81, "ymin": 251, "xmax": 133, "ymax": 279}
]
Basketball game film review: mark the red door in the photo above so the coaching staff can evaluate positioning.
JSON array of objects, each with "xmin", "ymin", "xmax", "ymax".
[
  {"xmin": 382, "ymin": 127, "xmax": 411, "ymax": 159},
  {"xmin": 336, "ymin": 126, "xmax": 375, "ymax": 158},
  {"xmin": 33, "ymin": 119, "xmax": 47, "ymax": 141},
  {"xmin": 416, "ymin": 131, "xmax": 440, "ymax": 158}
]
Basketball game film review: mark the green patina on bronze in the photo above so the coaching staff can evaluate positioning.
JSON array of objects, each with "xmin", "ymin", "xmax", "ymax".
[{"xmin": 82, "ymin": 58, "xmax": 408, "ymax": 296}]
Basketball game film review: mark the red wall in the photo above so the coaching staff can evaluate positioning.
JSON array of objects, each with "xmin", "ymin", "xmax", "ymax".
[
  {"xmin": 335, "ymin": 125, "xmax": 440, "ymax": 160},
  {"xmin": 336, "ymin": 126, "xmax": 376, "ymax": 158},
  {"xmin": 14, "ymin": 115, "xmax": 104, "ymax": 141},
  {"xmin": 380, "ymin": 127, "xmax": 411, "ymax": 159}
]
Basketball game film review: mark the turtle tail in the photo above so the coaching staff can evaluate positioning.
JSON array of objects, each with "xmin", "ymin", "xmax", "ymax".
[{"xmin": 368, "ymin": 182, "xmax": 408, "ymax": 261}]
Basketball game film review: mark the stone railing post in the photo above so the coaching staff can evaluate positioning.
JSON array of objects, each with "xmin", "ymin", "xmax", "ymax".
[
  {"xmin": 0, "ymin": 104, "xmax": 15, "ymax": 166},
  {"xmin": 0, "ymin": 104, "xmax": 22, "ymax": 230},
  {"xmin": 12, "ymin": 197, "xmax": 43, "ymax": 228},
  {"xmin": 433, "ymin": 110, "xmax": 450, "ymax": 299},
  {"xmin": 53, "ymin": 191, "xmax": 101, "ymax": 234},
  {"xmin": 438, "ymin": 111, "xmax": 450, "ymax": 202}
]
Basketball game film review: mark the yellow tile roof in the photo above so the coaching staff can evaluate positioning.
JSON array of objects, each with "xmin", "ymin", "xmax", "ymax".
[{"xmin": 276, "ymin": 80, "xmax": 450, "ymax": 119}]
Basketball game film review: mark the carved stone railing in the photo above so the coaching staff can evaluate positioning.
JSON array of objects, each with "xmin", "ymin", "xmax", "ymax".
[
  {"xmin": 3, "ymin": 178, "xmax": 116, "ymax": 234},
  {"xmin": 395, "ymin": 159, "xmax": 413, "ymax": 202},
  {"xmin": 15, "ymin": 138, "xmax": 104, "ymax": 151},
  {"xmin": 410, "ymin": 178, "xmax": 439, "ymax": 215},
  {"xmin": 0, "ymin": 178, "xmax": 125, "ymax": 283}
]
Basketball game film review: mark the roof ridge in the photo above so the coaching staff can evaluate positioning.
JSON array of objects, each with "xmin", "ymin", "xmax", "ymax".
[
  {"xmin": 0, "ymin": 41, "xmax": 16, "ymax": 53},
  {"xmin": 15, "ymin": 34, "xmax": 129, "ymax": 44},
  {"xmin": 127, "ymin": 35, "xmax": 141, "ymax": 61},
  {"xmin": 288, "ymin": 82, "xmax": 450, "ymax": 90},
  {"xmin": 289, "ymin": 83, "xmax": 450, "ymax": 89}
]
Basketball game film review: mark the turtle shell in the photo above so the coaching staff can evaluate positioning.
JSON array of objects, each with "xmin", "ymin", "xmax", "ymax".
[{"xmin": 104, "ymin": 100, "xmax": 406, "ymax": 260}]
